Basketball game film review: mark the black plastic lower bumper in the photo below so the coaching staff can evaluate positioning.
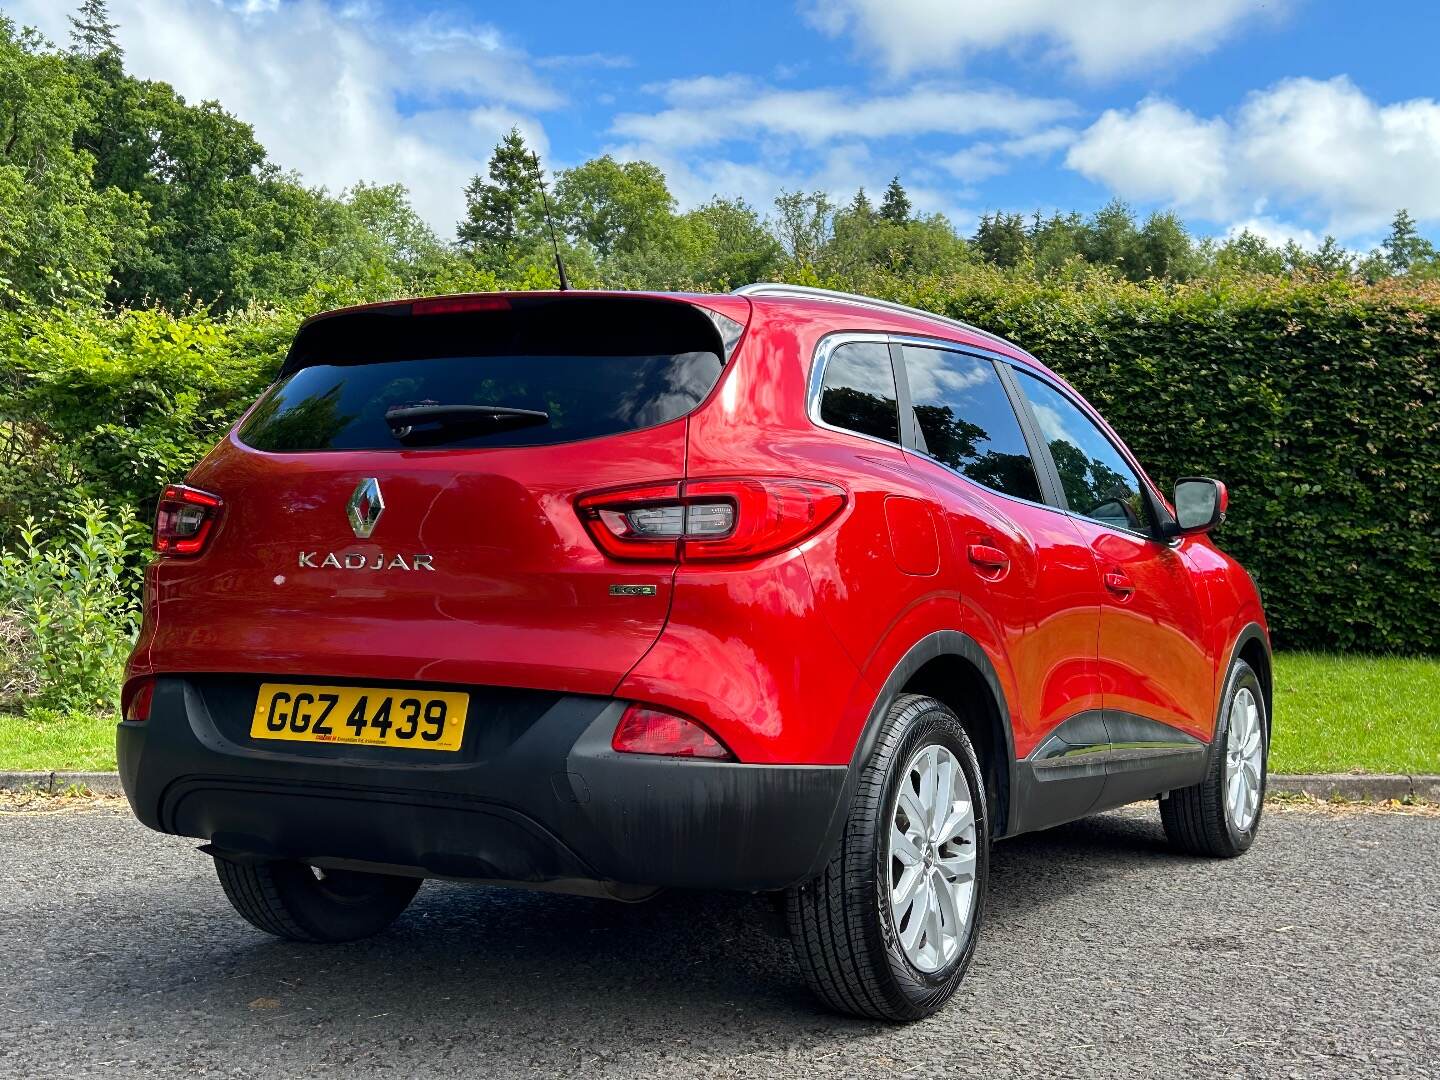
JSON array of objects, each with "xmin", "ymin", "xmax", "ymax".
[{"xmin": 118, "ymin": 677, "xmax": 848, "ymax": 893}]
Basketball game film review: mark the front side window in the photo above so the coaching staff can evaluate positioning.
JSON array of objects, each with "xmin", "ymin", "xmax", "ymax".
[
  {"xmin": 1015, "ymin": 370, "xmax": 1151, "ymax": 532},
  {"xmin": 817, "ymin": 341, "xmax": 900, "ymax": 443},
  {"xmin": 900, "ymin": 346, "xmax": 1042, "ymax": 502}
]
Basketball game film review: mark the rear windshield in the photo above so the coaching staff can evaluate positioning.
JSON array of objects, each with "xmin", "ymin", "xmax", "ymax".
[{"xmin": 238, "ymin": 296, "xmax": 735, "ymax": 452}]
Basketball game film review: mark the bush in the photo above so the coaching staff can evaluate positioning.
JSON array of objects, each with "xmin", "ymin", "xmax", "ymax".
[
  {"xmin": 0, "ymin": 302, "xmax": 294, "ymax": 539},
  {"xmin": 0, "ymin": 502, "xmax": 145, "ymax": 712}
]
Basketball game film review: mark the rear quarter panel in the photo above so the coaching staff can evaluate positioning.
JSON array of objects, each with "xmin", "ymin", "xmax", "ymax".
[{"xmin": 653, "ymin": 310, "xmax": 985, "ymax": 764}]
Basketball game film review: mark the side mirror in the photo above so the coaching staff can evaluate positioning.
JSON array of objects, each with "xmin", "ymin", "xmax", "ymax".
[{"xmin": 1169, "ymin": 477, "xmax": 1227, "ymax": 536}]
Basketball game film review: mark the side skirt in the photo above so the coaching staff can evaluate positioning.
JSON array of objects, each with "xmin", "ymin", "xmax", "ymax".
[{"xmin": 1009, "ymin": 711, "xmax": 1208, "ymax": 835}]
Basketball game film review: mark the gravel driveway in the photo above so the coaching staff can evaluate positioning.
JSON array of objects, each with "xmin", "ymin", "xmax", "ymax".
[{"xmin": 2, "ymin": 801, "xmax": 1436, "ymax": 1079}]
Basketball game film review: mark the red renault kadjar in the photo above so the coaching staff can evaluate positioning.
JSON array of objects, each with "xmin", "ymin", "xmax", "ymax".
[{"xmin": 120, "ymin": 285, "xmax": 1271, "ymax": 1020}]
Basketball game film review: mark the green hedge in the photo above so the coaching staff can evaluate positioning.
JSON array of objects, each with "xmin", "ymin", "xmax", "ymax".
[{"xmin": 2, "ymin": 271, "xmax": 1437, "ymax": 653}]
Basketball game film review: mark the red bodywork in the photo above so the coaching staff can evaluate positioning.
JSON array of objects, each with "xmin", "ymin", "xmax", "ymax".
[{"xmin": 125, "ymin": 290, "xmax": 1267, "ymax": 790}]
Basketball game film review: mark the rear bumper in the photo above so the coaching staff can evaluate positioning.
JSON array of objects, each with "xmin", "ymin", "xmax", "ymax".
[{"xmin": 118, "ymin": 677, "xmax": 847, "ymax": 893}]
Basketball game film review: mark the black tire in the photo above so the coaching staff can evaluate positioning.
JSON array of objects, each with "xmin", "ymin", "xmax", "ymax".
[
  {"xmin": 215, "ymin": 858, "xmax": 421, "ymax": 943},
  {"xmin": 785, "ymin": 694, "xmax": 989, "ymax": 1021},
  {"xmin": 1161, "ymin": 659, "xmax": 1268, "ymax": 857}
]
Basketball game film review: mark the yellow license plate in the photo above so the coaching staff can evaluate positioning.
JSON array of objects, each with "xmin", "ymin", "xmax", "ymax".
[{"xmin": 249, "ymin": 683, "xmax": 468, "ymax": 752}]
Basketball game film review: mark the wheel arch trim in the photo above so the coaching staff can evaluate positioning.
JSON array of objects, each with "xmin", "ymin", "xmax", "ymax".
[
  {"xmin": 805, "ymin": 630, "xmax": 1017, "ymax": 878},
  {"xmin": 1218, "ymin": 621, "xmax": 1272, "ymax": 741}
]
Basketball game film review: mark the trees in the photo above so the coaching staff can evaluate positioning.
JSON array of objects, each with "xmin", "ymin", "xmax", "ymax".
[
  {"xmin": 974, "ymin": 212, "xmax": 1030, "ymax": 269},
  {"xmin": 1378, "ymin": 209, "xmax": 1436, "ymax": 275},
  {"xmin": 1029, "ymin": 212, "xmax": 1086, "ymax": 275},
  {"xmin": 673, "ymin": 198, "xmax": 782, "ymax": 289},
  {"xmin": 9, "ymin": 3, "xmax": 1440, "ymax": 308},
  {"xmin": 879, "ymin": 177, "xmax": 911, "ymax": 224},
  {"xmin": 1310, "ymin": 236, "xmax": 1353, "ymax": 277},
  {"xmin": 1134, "ymin": 212, "xmax": 1199, "ymax": 281},
  {"xmin": 456, "ymin": 129, "xmax": 544, "ymax": 269},
  {"xmin": 971, "ymin": 202, "xmax": 1195, "ymax": 282},
  {"xmin": 0, "ymin": 18, "xmax": 145, "ymax": 309},
  {"xmin": 1081, "ymin": 199, "xmax": 1140, "ymax": 275},
  {"xmin": 827, "ymin": 191, "xmax": 969, "ymax": 278},
  {"xmin": 67, "ymin": 0, "xmax": 122, "ymax": 84},
  {"xmin": 773, "ymin": 190, "xmax": 835, "ymax": 270},
  {"xmin": 555, "ymin": 155, "xmax": 676, "ymax": 260}
]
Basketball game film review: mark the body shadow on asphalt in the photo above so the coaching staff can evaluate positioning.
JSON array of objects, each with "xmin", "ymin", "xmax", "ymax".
[{"xmin": 89, "ymin": 808, "xmax": 1178, "ymax": 1031}]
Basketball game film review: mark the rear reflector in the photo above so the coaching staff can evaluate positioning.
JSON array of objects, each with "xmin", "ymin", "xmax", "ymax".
[
  {"xmin": 577, "ymin": 477, "xmax": 845, "ymax": 563},
  {"xmin": 124, "ymin": 678, "xmax": 154, "ymax": 722},
  {"xmin": 611, "ymin": 705, "xmax": 732, "ymax": 760},
  {"xmin": 154, "ymin": 483, "xmax": 223, "ymax": 556}
]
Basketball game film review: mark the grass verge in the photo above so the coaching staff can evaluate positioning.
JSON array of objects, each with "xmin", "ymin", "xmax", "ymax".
[
  {"xmin": 0, "ymin": 708, "xmax": 118, "ymax": 772},
  {"xmin": 0, "ymin": 652, "xmax": 1436, "ymax": 775},
  {"xmin": 1271, "ymin": 652, "xmax": 1440, "ymax": 774}
]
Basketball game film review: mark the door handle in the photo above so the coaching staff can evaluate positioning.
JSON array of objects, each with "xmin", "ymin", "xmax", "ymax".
[
  {"xmin": 968, "ymin": 543, "xmax": 1010, "ymax": 570},
  {"xmin": 1103, "ymin": 570, "xmax": 1135, "ymax": 595}
]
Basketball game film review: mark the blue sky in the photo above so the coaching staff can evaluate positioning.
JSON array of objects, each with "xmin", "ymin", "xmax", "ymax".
[{"xmin": 10, "ymin": 0, "xmax": 1440, "ymax": 251}]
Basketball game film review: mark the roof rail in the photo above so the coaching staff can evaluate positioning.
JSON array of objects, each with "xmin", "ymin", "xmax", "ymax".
[{"xmin": 732, "ymin": 283, "xmax": 1022, "ymax": 353}]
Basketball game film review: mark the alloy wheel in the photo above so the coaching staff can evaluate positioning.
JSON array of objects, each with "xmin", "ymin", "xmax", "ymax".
[
  {"xmin": 887, "ymin": 743, "xmax": 978, "ymax": 973},
  {"xmin": 1224, "ymin": 687, "xmax": 1264, "ymax": 832}
]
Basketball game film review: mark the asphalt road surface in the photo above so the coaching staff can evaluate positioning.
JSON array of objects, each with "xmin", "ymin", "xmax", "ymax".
[{"xmin": 2, "ymin": 801, "xmax": 1437, "ymax": 1079}]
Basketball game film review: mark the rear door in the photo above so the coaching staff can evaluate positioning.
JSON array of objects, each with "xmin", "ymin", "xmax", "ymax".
[
  {"xmin": 893, "ymin": 342, "xmax": 1108, "ymax": 833},
  {"xmin": 150, "ymin": 295, "xmax": 742, "ymax": 696}
]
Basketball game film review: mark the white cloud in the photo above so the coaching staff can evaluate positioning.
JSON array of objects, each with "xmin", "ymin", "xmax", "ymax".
[
  {"xmin": 1065, "ymin": 99, "xmax": 1231, "ymax": 213},
  {"xmin": 941, "ymin": 125, "xmax": 1076, "ymax": 182},
  {"xmin": 1001, "ymin": 127, "xmax": 1078, "ymax": 157},
  {"xmin": 1064, "ymin": 78, "xmax": 1440, "ymax": 237},
  {"xmin": 535, "ymin": 52, "xmax": 632, "ymax": 70},
  {"xmin": 1224, "ymin": 217, "xmax": 1324, "ymax": 251},
  {"xmin": 6, "ymin": 0, "xmax": 561, "ymax": 233},
  {"xmin": 613, "ymin": 77, "xmax": 1074, "ymax": 149},
  {"xmin": 608, "ymin": 75, "xmax": 1069, "ymax": 224},
  {"xmin": 1234, "ymin": 77, "xmax": 1440, "ymax": 233},
  {"xmin": 938, "ymin": 146, "xmax": 1010, "ymax": 183},
  {"xmin": 804, "ymin": 0, "xmax": 1279, "ymax": 79}
]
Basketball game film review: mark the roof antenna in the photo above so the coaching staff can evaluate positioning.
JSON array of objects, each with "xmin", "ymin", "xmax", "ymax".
[{"xmin": 532, "ymin": 151, "xmax": 571, "ymax": 291}]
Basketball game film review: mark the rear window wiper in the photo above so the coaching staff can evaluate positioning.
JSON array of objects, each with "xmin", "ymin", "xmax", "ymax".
[{"xmin": 384, "ymin": 404, "xmax": 550, "ymax": 440}]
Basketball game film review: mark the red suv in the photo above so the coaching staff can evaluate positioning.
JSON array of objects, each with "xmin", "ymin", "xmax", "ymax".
[{"xmin": 119, "ymin": 284, "xmax": 1271, "ymax": 1020}]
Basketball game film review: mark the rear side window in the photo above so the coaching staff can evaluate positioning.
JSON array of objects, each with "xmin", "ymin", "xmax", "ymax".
[
  {"xmin": 1014, "ymin": 370, "xmax": 1152, "ymax": 532},
  {"xmin": 238, "ymin": 297, "xmax": 731, "ymax": 452},
  {"xmin": 900, "ymin": 346, "xmax": 1042, "ymax": 503},
  {"xmin": 817, "ymin": 341, "xmax": 900, "ymax": 444}
]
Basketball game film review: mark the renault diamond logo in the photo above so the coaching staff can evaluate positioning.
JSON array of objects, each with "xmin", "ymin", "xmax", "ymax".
[{"xmin": 347, "ymin": 478, "xmax": 385, "ymax": 539}]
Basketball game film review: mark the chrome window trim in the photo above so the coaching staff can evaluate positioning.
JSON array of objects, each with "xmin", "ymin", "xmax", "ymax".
[{"xmin": 807, "ymin": 332, "xmax": 906, "ymax": 451}]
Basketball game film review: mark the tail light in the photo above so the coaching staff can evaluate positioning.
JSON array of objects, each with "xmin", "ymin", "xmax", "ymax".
[
  {"xmin": 123, "ymin": 678, "xmax": 155, "ymax": 722},
  {"xmin": 612, "ymin": 705, "xmax": 732, "ymax": 760},
  {"xmin": 577, "ymin": 477, "xmax": 845, "ymax": 563},
  {"xmin": 154, "ymin": 484, "xmax": 223, "ymax": 556}
]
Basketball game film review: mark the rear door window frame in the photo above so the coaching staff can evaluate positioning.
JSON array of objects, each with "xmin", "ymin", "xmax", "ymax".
[{"xmin": 889, "ymin": 338, "xmax": 1048, "ymax": 506}]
